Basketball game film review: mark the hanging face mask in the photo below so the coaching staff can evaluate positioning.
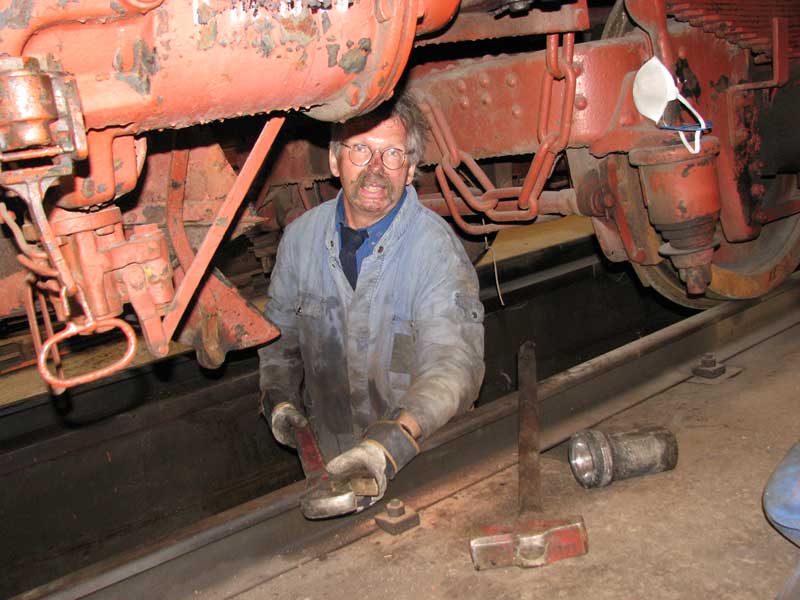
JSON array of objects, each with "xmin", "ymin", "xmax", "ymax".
[{"xmin": 632, "ymin": 56, "xmax": 710, "ymax": 154}]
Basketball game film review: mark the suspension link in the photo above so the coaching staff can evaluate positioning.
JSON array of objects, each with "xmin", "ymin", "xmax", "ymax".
[{"xmin": 426, "ymin": 33, "xmax": 578, "ymax": 234}]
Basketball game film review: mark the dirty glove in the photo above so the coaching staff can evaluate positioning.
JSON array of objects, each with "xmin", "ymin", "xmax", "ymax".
[
  {"xmin": 270, "ymin": 401, "xmax": 308, "ymax": 448},
  {"xmin": 326, "ymin": 441, "xmax": 388, "ymax": 501},
  {"xmin": 363, "ymin": 415, "xmax": 421, "ymax": 479}
]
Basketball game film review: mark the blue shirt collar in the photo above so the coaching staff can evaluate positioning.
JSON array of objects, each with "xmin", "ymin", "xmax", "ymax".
[{"xmin": 336, "ymin": 188, "xmax": 407, "ymax": 243}]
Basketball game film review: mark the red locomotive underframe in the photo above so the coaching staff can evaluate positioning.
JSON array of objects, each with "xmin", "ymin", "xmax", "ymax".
[{"xmin": 0, "ymin": 0, "xmax": 798, "ymax": 389}]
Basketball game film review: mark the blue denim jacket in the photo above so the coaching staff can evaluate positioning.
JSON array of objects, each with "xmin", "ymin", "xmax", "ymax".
[{"xmin": 258, "ymin": 185, "xmax": 485, "ymax": 460}]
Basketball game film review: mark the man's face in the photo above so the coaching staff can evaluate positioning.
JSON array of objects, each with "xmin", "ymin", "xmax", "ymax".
[{"xmin": 329, "ymin": 115, "xmax": 416, "ymax": 229}]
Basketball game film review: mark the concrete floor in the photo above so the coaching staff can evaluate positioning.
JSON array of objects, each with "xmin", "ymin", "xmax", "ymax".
[{"xmin": 243, "ymin": 323, "xmax": 800, "ymax": 600}]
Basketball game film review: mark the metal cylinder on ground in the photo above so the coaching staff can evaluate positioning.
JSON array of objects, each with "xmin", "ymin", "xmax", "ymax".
[{"xmin": 568, "ymin": 426, "xmax": 678, "ymax": 488}]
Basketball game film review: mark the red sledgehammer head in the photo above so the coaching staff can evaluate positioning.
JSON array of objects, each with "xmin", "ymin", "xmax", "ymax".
[{"xmin": 469, "ymin": 516, "xmax": 588, "ymax": 570}]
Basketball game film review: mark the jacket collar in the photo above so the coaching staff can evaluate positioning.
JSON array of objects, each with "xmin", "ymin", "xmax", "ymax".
[{"xmin": 325, "ymin": 185, "xmax": 420, "ymax": 258}]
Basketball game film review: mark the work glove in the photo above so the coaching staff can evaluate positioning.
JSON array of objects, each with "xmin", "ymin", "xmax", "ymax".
[
  {"xmin": 326, "ymin": 414, "xmax": 422, "ymax": 502},
  {"xmin": 269, "ymin": 401, "xmax": 308, "ymax": 448},
  {"xmin": 326, "ymin": 441, "xmax": 388, "ymax": 502}
]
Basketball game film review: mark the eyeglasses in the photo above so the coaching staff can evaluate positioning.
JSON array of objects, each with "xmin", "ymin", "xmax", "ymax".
[{"xmin": 340, "ymin": 142, "xmax": 408, "ymax": 170}]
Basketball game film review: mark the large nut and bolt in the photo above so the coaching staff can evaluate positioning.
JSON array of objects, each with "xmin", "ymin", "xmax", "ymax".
[
  {"xmin": 692, "ymin": 352, "xmax": 726, "ymax": 378},
  {"xmin": 374, "ymin": 498, "xmax": 420, "ymax": 535}
]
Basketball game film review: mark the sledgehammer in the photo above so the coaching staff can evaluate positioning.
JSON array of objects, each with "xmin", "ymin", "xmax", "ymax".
[{"xmin": 469, "ymin": 341, "xmax": 589, "ymax": 569}]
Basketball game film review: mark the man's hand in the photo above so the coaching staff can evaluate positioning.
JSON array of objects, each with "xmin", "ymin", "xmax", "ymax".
[
  {"xmin": 270, "ymin": 402, "xmax": 308, "ymax": 448},
  {"xmin": 326, "ymin": 441, "xmax": 388, "ymax": 501}
]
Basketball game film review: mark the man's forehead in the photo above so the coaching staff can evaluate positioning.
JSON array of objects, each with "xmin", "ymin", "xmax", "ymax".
[{"xmin": 340, "ymin": 115, "xmax": 406, "ymax": 144}]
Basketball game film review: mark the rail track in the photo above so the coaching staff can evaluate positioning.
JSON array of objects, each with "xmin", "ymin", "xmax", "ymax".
[
  {"xmin": 16, "ymin": 272, "xmax": 800, "ymax": 600},
  {"xmin": 9, "ymin": 235, "xmax": 795, "ymax": 599}
]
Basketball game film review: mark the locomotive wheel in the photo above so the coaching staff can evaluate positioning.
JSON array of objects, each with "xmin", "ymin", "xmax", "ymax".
[
  {"xmin": 633, "ymin": 263, "xmax": 719, "ymax": 310},
  {"xmin": 708, "ymin": 176, "xmax": 800, "ymax": 300}
]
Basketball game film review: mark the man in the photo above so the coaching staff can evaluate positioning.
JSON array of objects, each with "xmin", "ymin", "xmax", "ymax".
[{"xmin": 257, "ymin": 94, "xmax": 484, "ymax": 513}]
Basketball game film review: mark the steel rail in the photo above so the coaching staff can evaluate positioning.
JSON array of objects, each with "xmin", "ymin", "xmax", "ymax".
[{"xmin": 18, "ymin": 274, "xmax": 800, "ymax": 600}]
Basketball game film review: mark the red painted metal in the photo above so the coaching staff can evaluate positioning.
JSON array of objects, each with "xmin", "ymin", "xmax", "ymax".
[
  {"xmin": 22, "ymin": 277, "xmax": 64, "ymax": 395},
  {"xmin": 630, "ymin": 139, "xmax": 722, "ymax": 294},
  {"xmin": 47, "ymin": 205, "xmax": 175, "ymax": 356},
  {"xmin": 0, "ymin": 55, "xmax": 87, "ymax": 163},
  {"xmin": 423, "ymin": 33, "xmax": 578, "ymax": 232},
  {"xmin": 60, "ymin": 130, "xmax": 145, "ymax": 209},
  {"xmin": 415, "ymin": 0, "xmax": 589, "ymax": 46},
  {"xmin": 416, "ymin": 0, "xmax": 460, "ymax": 35},
  {"xmin": 667, "ymin": 1, "xmax": 800, "ymax": 61},
  {"xmin": 0, "ymin": 0, "xmax": 799, "ymax": 389},
  {"xmin": 625, "ymin": 0, "xmax": 674, "ymax": 67},
  {"xmin": 10, "ymin": 1, "xmax": 444, "ymax": 129},
  {"xmin": 38, "ymin": 317, "xmax": 137, "ymax": 389},
  {"xmin": 128, "ymin": 138, "xmax": 263, "ymax": 238},
  {"xmin": 161, "ymin": 116, "xmax": 284, "ymax": 343},
  {"xmin": 166, "ymin": 145, "xmax": 280, "ymax": 369},
  {"xmin": 726, "ymin": 17, "xmax": 790, "ymax": 146}
]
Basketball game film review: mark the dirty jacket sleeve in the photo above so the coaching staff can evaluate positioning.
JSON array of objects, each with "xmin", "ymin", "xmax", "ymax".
[
  {"xmin": 257, "ymin": 225, "xmax": 304, "ymax": 414},
  {"xmin": 401, "ymin": 227, "xmax": 485, "ymax": 440}
]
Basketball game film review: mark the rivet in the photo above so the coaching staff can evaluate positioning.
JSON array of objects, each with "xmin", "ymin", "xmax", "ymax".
[
  {"xmin": 574, "ymin": 95, "xmax": 588, "ymax": 110},
  {"xmin": 505, "ymin": 73, "xmax": 518, "ymax": 87},
  {"xmin": 480, "ymin": 93, "xmax": 491, "ymax": 106},
  {"xmin": 456, "ymin": 79, "xmax": 467, "ymax": 92},
  {"xmin": 478, "ymin": 73, "xmax": 490, "ymax": 88},
  {"xmin": 511, "ymin": 104, "xmax": 521, "ymax": 117},
  {"xmin": 460, "ymin": 96, "xmax": 470, "ymax": 109}
]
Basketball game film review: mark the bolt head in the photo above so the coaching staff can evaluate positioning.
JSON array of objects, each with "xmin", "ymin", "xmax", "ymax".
[{"xmin": 386, "ymin": 498, "xmax": 405, "ymax": 517}]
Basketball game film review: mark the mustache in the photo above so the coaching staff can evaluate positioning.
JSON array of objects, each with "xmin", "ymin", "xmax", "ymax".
[{"xmin": 356, "ymin": 171, "xmax": 391, "ymax": 188}]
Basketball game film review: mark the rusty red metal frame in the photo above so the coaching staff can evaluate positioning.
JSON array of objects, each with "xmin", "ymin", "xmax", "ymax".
[
  {"xmin": 726, "ymin": 17, "xmax": 789, "ymax": 146},
  {"xmin": 4, "ymin": 116, "xmax": 283, "ymax": 388},
  {"xmin": 165, "ymin": 139, "xmax": 280, "ymax": 369},
  {"xmin": 160, "ymin": 116, "xmax": 285, "ymax": 343},
  {"xmin": 426, "ymin": 33, "xmax": 577, "ymax": 234},
  {"xmin": 415, "ymin": 0, "xmax": 589, "ymax": 46}
]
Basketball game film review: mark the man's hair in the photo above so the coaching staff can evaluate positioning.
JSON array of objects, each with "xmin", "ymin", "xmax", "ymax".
[{"xmin": 330, "ymin": 93, "xmax": 428, "ymax": 166}]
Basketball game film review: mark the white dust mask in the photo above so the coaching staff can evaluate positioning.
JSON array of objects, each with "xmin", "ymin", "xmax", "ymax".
[{"xmin": 633, "ymin": 56, "xmax": 709, "ymax": 154}]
